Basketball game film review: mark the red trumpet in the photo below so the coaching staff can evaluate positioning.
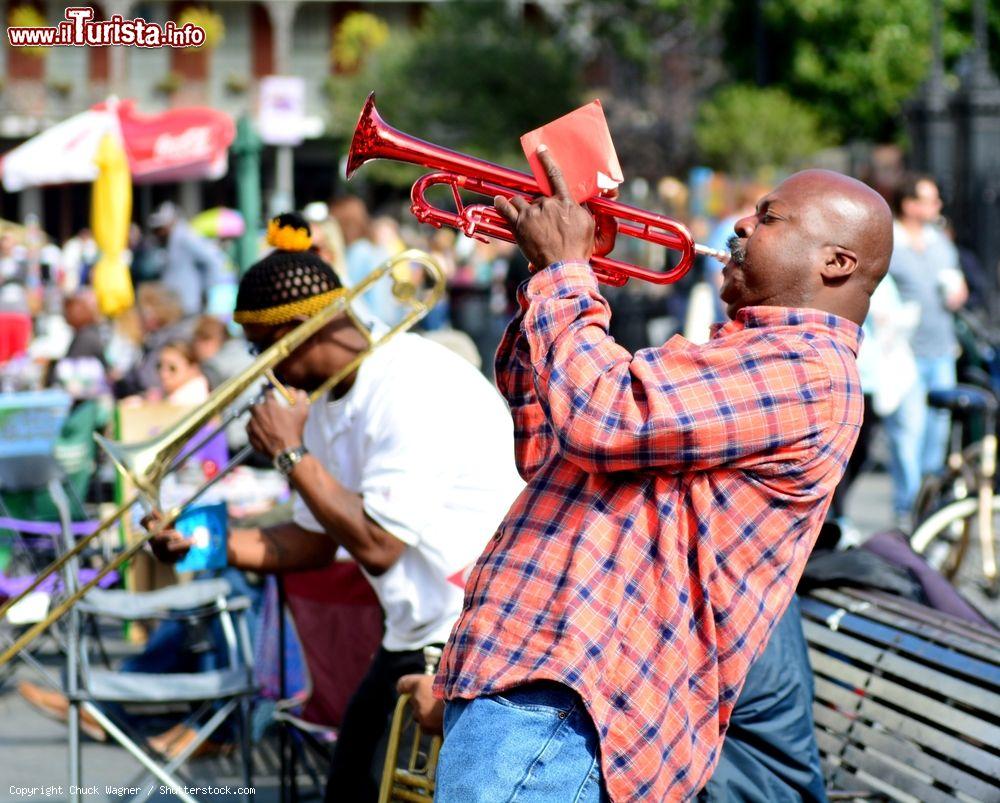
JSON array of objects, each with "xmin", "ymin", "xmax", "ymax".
[{"xmin": 346, "ymin": 92, "xmax": 728, "ymax": 287}]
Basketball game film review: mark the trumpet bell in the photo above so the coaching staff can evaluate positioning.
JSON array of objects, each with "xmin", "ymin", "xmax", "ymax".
[
  {"xmin": 378, "ymin": 645, "xmax": 444, "ymax": 803},
  {"xmin": 379, "ymin": 696, "xmax": 440, "ymax": 802},
  {"xmin": 346, "ymin": 92, "xmax": 381, "ymax": 179}
]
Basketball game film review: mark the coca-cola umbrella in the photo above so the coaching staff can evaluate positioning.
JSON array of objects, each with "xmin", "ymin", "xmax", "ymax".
[
  {"xmin": 0, "ymin": 98, "xmax": 235, "ymax": 315},
  {"xmin": 0, "ymin": 97, "xmax": 235, "ymax": 190}
]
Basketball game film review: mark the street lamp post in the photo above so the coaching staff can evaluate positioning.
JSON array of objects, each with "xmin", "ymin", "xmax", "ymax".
[{"xmin": 951, "ymin": 0, "xmax": 1000, "ymax": 313}]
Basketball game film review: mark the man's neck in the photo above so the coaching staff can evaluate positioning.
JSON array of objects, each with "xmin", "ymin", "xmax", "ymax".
[{"xmin": 328, "ymin": 371, "xmax": 359, "ymax": 400}]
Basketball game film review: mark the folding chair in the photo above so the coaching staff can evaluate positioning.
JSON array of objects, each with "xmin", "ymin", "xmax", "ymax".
[
  {"xmin": 68, "ymin": 578, "xmax": 258, "ymax": 803},
  {"xmin": 0, "ymin": 389, "xmax": 82, "ymax": 662},
  {"xmin": 0, "ymin": 390, "xmax": 257, "ymax": 803},
  {"xmin": 266, "ymin": 560, "xmax": 384, "ymax": 801}
]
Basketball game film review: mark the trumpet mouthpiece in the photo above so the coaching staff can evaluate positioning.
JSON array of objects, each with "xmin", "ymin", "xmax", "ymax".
[{"xmin": 695, "ymin": 244, "xmax": 730, "ymax": 264}]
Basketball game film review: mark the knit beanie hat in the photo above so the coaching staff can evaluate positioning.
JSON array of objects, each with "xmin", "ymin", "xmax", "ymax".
[{"xmin": 233, "ymin": 212, "xmax": 345, "ymax": 326}]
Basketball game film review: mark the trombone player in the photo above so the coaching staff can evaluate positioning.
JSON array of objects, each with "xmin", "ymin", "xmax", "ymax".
[{"xmin": 148, "ymin": 212, "xmax": 524, "ymax": 803}]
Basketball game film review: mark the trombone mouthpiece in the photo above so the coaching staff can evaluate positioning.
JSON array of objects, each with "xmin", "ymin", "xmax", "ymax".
[{"xmin": 265, "ymin": 370, "xmax": 296, "ymax": 405}]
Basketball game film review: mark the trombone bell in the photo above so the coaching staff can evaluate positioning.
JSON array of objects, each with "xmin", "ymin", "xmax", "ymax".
[{"xmin": 92, "ymin": 431, "xmax": 163, "ymax": 504}]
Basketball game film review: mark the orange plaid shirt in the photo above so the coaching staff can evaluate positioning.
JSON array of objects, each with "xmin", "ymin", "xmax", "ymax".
[{"xmin": 436, "ymin": 261, "xmax": 863, "ymax": 801}]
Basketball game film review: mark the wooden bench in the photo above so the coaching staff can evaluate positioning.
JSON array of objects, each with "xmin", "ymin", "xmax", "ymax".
[{"xmin": 800, "ymin": 587, "xmax": 1000, "ymax": 802}]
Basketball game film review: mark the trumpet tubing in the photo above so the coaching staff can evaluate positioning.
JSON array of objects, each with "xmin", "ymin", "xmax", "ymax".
[
  {"xmin": 0, "ymin": 250, "xmax": 446, "ymax": 668},
  {"xmin": 347, "ymin": 92, "xmax": 728, "ymax": 287}
]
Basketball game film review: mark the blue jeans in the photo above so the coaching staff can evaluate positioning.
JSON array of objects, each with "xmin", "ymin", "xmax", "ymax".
[
  {"xmin": 916, "ymin": 355, "xmax": 956, "ymax": 476},
  {"xmin": 120, "ymin": 567, "xmax": 262, "ymax": 674},
  {"xmin": 116, "ymin": 567, "xmax": 262, "ymax": 738},
  {"xmin": 438, "ymin": 681, "xmax": 609, "ymax": 803},
  {"xmin": 883, "ymin": 385, "xmax": 928, "ymax": 517}
]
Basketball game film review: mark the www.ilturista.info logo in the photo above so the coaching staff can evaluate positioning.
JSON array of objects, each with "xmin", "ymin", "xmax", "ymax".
[{"xmin": 8, "ymin": 6, "xmax": 205, "ymax": 48}]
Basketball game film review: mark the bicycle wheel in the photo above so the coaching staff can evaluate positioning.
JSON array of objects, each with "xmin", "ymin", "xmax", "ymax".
[
  {"xmin": 910, "ymin": 495, "xmax": 999, "ymax": 586},
  {"xmin": 912, "ymin": 461, "xmax": 978, "ymax": 525}
]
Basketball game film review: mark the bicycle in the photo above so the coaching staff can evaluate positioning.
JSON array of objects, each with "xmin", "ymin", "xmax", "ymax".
[{"xmin": 908, "ymin": 307, "xmax": 1000, "ymax": 596}]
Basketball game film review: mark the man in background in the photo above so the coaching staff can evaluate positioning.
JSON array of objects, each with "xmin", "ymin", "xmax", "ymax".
[
  {"xmin": 887, "ymin": 174, "xmax": 966, "ymax": 527},
  {"xmin": 149, "ymin": 202, "xmax": 228, "ymax": 317}
]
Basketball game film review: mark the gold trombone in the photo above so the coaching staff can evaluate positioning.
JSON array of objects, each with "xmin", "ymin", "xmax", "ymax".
[
  {"xmin": 0, "ymin": 250, "xmax": 446, "ymax": 667},
  {"xmin": 379, "ymin": 646, "xmax": 443, "ymax": 803}
]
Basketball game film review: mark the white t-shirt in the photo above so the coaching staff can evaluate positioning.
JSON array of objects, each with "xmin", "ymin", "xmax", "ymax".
[{"xmin": 293, "ymin": 330, "xmax": 524, "ymax": 651}]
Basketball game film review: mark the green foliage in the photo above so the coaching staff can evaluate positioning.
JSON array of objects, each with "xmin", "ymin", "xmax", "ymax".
[
  {"xmin": 332, "ymin": 11, "xmax": 390, "ymax": 73},
  {"xmin": 721, "ymin": 0, "xmax": 996, "ymax": 143},
  {"xmin": 327, "ymin": 2, "xmax": 582, "ymax": 185},
  {"xmin": 694, "ymin": 84, "xmax": 833, "ymax": 174},
  {"xmin": 564, "ymin": 0, "xmax": 727, "ymax": 72}
]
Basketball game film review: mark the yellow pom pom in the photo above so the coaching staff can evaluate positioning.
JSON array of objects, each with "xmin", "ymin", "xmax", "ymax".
[{"xmin": 267, "ymin": 218, "xmax": 312, "ymax": 251}]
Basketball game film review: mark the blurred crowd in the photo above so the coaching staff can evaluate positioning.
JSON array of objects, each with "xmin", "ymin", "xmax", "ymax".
[
  {"xmin": 0, "ymin": 171, "xmax": 993, "ymax": 534},
  {"xmin": 1, "ymin": 169, "xmax": 998, "ymax": 769}
]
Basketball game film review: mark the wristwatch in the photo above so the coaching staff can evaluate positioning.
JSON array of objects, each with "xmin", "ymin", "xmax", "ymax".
[{"xmin": 273, "ymin": 445, "xmax": 308, "ymax": 477}]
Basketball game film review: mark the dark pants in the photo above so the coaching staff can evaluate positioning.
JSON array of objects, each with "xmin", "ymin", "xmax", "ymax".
[
  {"xmin": 831, "ymin": 393, "xmax": 877, "ymax": 521},
  {"xmin": 699, "ymin": 595, "xmax": 828, "ymax": 802},
  {"xmin": 323, "ymin": 645, "xmax": 431, "ymax": 803}
]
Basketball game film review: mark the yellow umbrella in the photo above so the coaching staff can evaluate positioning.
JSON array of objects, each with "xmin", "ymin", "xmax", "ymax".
[{"xmin": 90, "ymin": 133, "xmax": 134, "ymax": 317}]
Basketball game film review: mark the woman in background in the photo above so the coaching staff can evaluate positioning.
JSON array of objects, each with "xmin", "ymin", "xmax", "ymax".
[{"xmin": 153, "ymin": 340, "xmax": 209, "ymax": 406}]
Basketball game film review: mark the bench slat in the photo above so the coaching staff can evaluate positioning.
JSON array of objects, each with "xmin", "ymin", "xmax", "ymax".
[
  {"xmin": 802, "ymin": 597, "xmax": 1000, "ymax": 688},
  {"xmin": 808, "ymin": 645, "xmax": 999, "ymax": 747},
  {"xmin": 812, "ymin": 676, "xmax": 998, "ymax": 777},
  {"xmin": 804, "ymin": 621, "xmax": 1000, "ymax": 719},
  {"xmin": 814, "ymin": 587, "xmax": 1000, "ymax": 656},
  {"xmin": 812, "ymin": 701, "xmax": 999, "ymax": 799},
  {"xmin": 802, "ymin": 590, "xmax": 1000, "ymax": 802},
  {"xmin": 811, "ymin": 587, "xmax": 1000, "ymax": 653},
  {"xmin": 816, "ymin": 731, "xmax": 960, "ymax": 803},
  {"xmin": 815, "ymin": 729, "xmax": 870, "ymax": 795}
]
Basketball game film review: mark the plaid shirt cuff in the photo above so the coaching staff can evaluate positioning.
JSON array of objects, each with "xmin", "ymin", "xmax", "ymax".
[{"xmin": 527, "ymin": 260, "xmax": 598, "ymax": 298}]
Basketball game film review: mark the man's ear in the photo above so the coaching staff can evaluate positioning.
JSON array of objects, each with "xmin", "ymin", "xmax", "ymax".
[{"xmin": 821, "ymin": 245, "xmax": 858, "ymax": 281}]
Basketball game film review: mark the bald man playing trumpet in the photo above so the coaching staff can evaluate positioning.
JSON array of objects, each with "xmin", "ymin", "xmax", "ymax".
[{"xmin": 399, "ymin": 153, "xmax": 892, "ymax": 802}]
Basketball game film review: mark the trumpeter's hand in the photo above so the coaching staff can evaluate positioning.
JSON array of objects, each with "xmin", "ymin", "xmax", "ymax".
[{"xmin": 494, "ymin": 147, "xmax": 595, "ymax": 270}]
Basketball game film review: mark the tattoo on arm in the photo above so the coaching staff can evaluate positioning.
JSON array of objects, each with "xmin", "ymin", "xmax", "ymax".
[{"xmin": 262, "ymin": 528, "xmax": 287, "ymax": 570}]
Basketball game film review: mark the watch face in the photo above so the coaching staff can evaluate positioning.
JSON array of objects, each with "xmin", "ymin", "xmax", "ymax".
[{"xmin": 274, "ymin": 447, "xmax": 303, "ymax": 475}]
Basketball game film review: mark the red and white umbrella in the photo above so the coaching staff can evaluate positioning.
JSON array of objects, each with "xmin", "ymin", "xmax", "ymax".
[{"xmin": 0, "ymin": 97, "xmax": 235, "ymax": 192}]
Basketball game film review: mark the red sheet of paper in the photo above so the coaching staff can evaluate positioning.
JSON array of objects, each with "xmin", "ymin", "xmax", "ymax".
[{"xmin": 520, "ymin": 100, "xmax": 624, "ymax": 203}]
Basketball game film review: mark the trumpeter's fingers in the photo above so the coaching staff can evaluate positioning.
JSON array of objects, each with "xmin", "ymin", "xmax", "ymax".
[
  {"xmin": 494, "ymin": 195, "xmax": 519, "ymax": 225},
  {"xmin": 537, "ymin": 146, "xmax": 571, "ymax": 200}
]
